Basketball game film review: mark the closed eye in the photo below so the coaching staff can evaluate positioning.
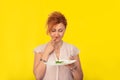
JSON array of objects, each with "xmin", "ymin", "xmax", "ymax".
[
  {"xmin": 51, "ymin": 29, "xmax": 56, "ymax": 32},
  {"xmin": 58, "ymin": 29, "xmax": 63, "ymax": 32}
]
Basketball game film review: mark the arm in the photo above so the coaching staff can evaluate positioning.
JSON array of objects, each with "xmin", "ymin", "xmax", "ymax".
[
  {"xmin": 33, "ymin": 52, "xmax": 49, "ymax": 80},
  {"xmin": 70, "ymin": 55, "xmax": 83, "ymax": 80},
  {"xmin": 33, "ymin": 39, "xmax": 56, "ymax": 80}
]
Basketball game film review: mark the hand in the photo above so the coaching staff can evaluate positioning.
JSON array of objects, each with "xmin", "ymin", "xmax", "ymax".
[
  {"xmin": 65, "ymin": 56, "xmax": 76, "ymax": 71},
  {"xmin": 44, "ymin": 38, "xmax": 57, "ymax": 55}
]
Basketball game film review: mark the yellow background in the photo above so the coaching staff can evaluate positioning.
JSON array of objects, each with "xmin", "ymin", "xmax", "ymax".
[{"xmin": 0, "ymin": 0, "xmax": 120, "ymax": 80}]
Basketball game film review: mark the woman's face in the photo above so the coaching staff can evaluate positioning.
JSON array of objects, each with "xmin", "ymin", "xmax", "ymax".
[{"xmin": 49, "ymin": 23, "xmax": 66, "ymax": 42}]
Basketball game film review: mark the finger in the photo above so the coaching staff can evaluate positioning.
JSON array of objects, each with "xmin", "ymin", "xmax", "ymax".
[
  {"xmin": 51, "ymin": 38, "xmax": 57, "ymax": 45},
  {"xmin": 53, "ymin": 37, "xmax": 57, "ymax": 42},
  {"xmin": 69, "ymin": 56, "xmax": 74, "ymax": 60},
  {"xmin": 51, "ymin": 38, "xmax": 56, "ymax": 43}
]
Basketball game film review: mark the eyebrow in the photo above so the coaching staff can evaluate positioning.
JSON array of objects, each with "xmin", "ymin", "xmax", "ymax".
[
  {"xmin": 52, "ymin": 28, "xmax": 64, "ymax": 30},
  {"xmin": 58, "ymin": 28, "xmax": 63, "ymax": 30}
]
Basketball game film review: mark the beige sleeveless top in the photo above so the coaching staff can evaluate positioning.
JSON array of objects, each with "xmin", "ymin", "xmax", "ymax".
[{"xmin": 34, "ymin": 41, "xmax": 80, "ymax": 80}]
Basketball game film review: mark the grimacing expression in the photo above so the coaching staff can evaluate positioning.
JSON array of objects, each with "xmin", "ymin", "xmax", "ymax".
[{"xmin": 49, "ymin": 23, "xmax": 66, "ymax": 42}]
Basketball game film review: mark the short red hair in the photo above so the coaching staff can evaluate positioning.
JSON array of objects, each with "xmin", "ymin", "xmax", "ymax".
[{"xmin": 46, "ymin": 11, "xmax": 67, "ymax": 34}]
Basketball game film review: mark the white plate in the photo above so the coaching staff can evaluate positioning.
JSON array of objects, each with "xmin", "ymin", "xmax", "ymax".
[{"xmin": 44, "ymin": 60, "xmax": 76, "ymax": 66}]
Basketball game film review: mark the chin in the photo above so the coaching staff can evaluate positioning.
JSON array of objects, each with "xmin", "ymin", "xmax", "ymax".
[
  {"xmin": 56, "ymin": 39, "xmax": 61, "ymax": 42},
  {"xmin": 56, "ymin": 40, "xmax": 60, "ymax": 42}
]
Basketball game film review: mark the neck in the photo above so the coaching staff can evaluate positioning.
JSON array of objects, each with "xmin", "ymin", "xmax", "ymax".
[{"xmin": 54, "ymin": 40, "xmax": 63, "ymax": 49}]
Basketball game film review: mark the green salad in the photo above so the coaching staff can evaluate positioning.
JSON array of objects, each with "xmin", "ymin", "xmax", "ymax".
[{"xmin": 55, "ymin": 60, "xmax": 63, "ymax": 64}]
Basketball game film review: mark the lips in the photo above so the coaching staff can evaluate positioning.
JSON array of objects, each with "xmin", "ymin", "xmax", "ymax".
[
  {"xmin": 55, "ymin": 37, "xmax": 58, "ymax": 38},
  {"xmin": 55, "ymin": 36, "xmax": 59, "ymax": 38},
  {"xmin": 54, "ymin": 37, "xmax": 59, "ymax": 41}
]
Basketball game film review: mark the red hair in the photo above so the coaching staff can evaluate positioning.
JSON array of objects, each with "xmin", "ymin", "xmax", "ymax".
[{"xmin": 46, "ymin": 11, "xmax": 67, "ymax": 34}]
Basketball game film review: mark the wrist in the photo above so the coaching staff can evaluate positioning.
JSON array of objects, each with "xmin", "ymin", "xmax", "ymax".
[{"xmin": 40, "ymin": 58, "xmax": 47, "ymax": 63}]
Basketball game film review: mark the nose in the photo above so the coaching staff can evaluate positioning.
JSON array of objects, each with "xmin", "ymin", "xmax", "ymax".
[{"xmin": 54, "ymin": 31, "xmax": 59, "ymax": 37}]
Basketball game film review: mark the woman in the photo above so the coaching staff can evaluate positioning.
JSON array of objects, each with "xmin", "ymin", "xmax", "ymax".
[{"xmin": 33, "ymin": 11, "xmax": 83, "ymax": 80}]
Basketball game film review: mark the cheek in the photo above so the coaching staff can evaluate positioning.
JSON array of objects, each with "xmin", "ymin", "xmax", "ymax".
[
  {"xmin": 50, "ymin": 34, "xmax": 53, "ymax": 37},
  {"xmin": 50, "ymin": 33, "xmax": 54, "ymax": 37},
  {"xmin": 59, "ymin": 32, "xmax": 64, "ymax": 37},
  {"xmin": 51, "ymin": 33, "xmax": 54, "ymax": 36}
]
